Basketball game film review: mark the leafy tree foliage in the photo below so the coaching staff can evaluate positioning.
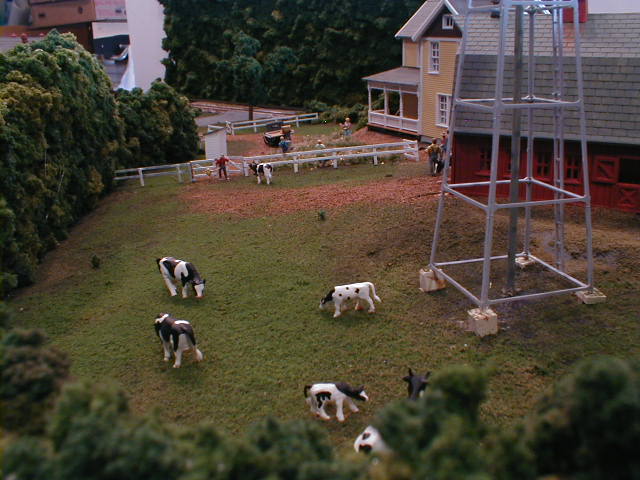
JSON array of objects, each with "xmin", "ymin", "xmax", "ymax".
[
  {"xmin": 0, "ymin": 32, "xmax": 125, "ymax": 291},
  {"xmin": 0, "ymin": 34, "xmax": 199, "ymax": 294},
  {"xmin": 116, "ymin": 81, "xmax": 199, "ymax": 168},
  {"xmin": 159, "ymin": 0, "xmax": 422, "ymax": 106},
  {"xmin": 0, "ymin": 328, "xmax": 70, "ymax": 433},
  {"xmin": 525, "ymin": 356, "xmax": 640, "ymax": 479}
]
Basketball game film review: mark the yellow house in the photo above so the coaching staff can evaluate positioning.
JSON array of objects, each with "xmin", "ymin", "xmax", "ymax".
[{"xmin": 363, "ymin": 0, "xmax": 462, "ymax": 141}]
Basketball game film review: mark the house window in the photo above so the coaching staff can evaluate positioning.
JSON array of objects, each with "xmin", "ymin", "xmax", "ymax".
[
  {"xmin": 436, "ymin": 94, "xmax": 450, "ymax": 126},
  {"xmin": 565, "ymin": 153, "xmax": 582, "ymax": 183},
  {"xmin": 430, "ymin": 41, "xmax": 440, "ymax": 73},
  {"xmin": 619, "ymin": 158, "xmax": 640, "ymax": 184},
  {"xmin": 443, "ymin": 14, "xmax": 454, "ymax": 29},
  {"xmin": 535, "ymin": 151, "xmax": 552, "ymax": 179}
]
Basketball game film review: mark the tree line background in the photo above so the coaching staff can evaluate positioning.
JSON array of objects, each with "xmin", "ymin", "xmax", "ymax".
[
  {"xmin": 159, "ymin": 0, "xmax": 422, "ymax": 108},
  {"xmin": 0, "ymin": 33, "xmax": 199, "ymax": 293}
]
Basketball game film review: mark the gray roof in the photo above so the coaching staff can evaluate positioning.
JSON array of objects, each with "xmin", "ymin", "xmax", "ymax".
[
  {"xmin": 454, "ymin": 12, "xmax": 640, "ymax": 144},
  {"xmin": 362, "ymin": 67, "xmax": 420, "ymax": 87},
  {"xmin": 456, "ymin": 55, "xmax": 640, "ymax": 145},
  {"xmin": 459, "ymin": 13, "xmax": 640, "ymax": 58}
]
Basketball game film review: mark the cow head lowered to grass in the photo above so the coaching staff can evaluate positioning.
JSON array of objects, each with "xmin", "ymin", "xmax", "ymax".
[
  {"xmin": 304, "ymin": 382, "xmax": 368, "ymax": 422},
  {"xmin": 404, "ymin": 368, "xmax": 432, "ymax": 400},
  {"xmin": 319, "ymin": 282, "xmax": 381, "ymax": 318},
  {"xmin": 157, "ymin": 257, "xmax": 206, "ymax": 298},
  {"xmin": 154, "ymin": 313, "xmax": 203, "ymax": 368}
]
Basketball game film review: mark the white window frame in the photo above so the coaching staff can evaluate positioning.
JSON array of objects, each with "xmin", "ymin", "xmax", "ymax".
[
  {"xmin": 429, "ymin": 41, "xmax": 440, "ymax": 73},
  {"xmin": 436, "ymin": 93, "xmax": 451, "ymax": 127},
  {"xmin": 443, "ymin": 14, "xmax": 454, "ymax": 30}
]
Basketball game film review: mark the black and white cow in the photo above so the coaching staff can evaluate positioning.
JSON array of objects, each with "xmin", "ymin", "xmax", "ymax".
[
  {"xmin": 319, "ymin": 282, "xmax": 381, "ymax": 318},
  {"xmin": 156, "ymin": 257, "xmax": 206, "ymax": 298},
  {"xmin": 354, "ymin": 369, "xmax": 432, "ymax": 454},
  {"xmin": 248, "ymin": 162, "xmax": 274, "ymax": 185},
  {"xmin": 304, "ymin": 382, "xmax": 368, "ymax": 422},
  {"xmin": 154, "ymin": 313, "xmax": 204, "ymax": 368}
]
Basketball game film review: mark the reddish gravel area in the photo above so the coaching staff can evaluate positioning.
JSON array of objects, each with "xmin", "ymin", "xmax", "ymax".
[{"xmin": 186, "ymin": 175, "xmax": 442, "ymax": 218}]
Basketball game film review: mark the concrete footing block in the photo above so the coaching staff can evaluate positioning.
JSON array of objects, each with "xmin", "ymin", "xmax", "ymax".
[
  {"xmin": 575, "ymin": 288, "xmax": 607, "ymax": 305},
  {"xmin": 467, "ymin": 308, "xmax": 498, "ymax": 337},
  {"xmin": 515, "ymin": 256, "xmax": 536, "ymax": 269},
  {"xmin": 419, "ymin": 268, "xmax": 446, "ymax": 292}
]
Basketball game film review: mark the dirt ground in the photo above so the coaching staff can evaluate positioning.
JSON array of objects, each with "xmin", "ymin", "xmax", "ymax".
[
  {"xmin": 187, "ymin": 175, "xmax": 442, "ymax": 218},
  {"xmin": 191, "ymin": 127, "xmax": 438, "ymax": 217}
]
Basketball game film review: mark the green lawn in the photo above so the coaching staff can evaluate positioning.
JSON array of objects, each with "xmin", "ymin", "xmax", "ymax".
[{"xmin": 9, "ymin": 163, "xmax": 640, "ymax": 453}]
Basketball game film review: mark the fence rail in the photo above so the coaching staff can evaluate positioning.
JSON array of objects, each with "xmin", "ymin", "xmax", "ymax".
[
  {"xmin": 223, "ymin": 112, "xmax": 319, "ymax": 134},
  {"xmin": 113, "ymin": 140, "xmax": 419, "ymax": 186}
]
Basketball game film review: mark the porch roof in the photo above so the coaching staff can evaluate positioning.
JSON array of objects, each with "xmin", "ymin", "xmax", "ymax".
[{"xmin": 362, "ymin": 67, "xmax": 420, "ymax": 88}]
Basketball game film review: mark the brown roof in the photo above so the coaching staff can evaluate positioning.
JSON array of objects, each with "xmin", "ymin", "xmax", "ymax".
[{"xmin": 362, "ymin": 67, "xmax": 420, "ymax": 87}]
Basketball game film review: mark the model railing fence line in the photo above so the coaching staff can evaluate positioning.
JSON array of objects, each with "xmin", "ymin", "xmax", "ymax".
[
  {"xmin": 113, "ymin": 140, "xmax": 419, "ymax": 186},
  {"xmin": 222, "ymin": 112, "xmax": 319, "ymax": 134}
]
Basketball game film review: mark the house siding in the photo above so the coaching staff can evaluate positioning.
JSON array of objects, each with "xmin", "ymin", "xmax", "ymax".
[
  {"xmin": 403, "ymin": 40, "xmax": 419, "ymax": 67},
  {"xmin": 420, "ymin": 38, "xmax": 458, "ymax": 138}
]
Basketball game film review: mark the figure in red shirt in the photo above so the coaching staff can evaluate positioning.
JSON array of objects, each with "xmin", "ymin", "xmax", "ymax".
[{"xmin": 216, "ymin": 155, "xmax": 230, "ymax": 181}]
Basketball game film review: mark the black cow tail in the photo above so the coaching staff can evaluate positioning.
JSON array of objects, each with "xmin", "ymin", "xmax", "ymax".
[{"xmin": 303, "ymin": 385, "xmax": 311, "ymax": 398}]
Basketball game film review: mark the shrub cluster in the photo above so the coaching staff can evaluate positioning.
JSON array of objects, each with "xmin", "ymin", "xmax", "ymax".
[
  {"xmin": 0, "ymin": 32, "xmax": 198, "ymax": 294},
  {"xmin": 2, "ymin": 352, "xmax": 639, "ymax": 480}
]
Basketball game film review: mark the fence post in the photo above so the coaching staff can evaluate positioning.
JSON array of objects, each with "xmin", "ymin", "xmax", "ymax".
[
  {"xmin": 293, "ymin": 155, "xmax": 299, "ymax": 173},
  {"xmin": 295, "ymin": 115, "xmax": 300, "ymax": 127},
  {"xmin": 176, "ymin": 164, "xmax": 183, "ymax": 183},
  {"xmin": 137, "ymin": 168, "xmax": 145, "ymax": 187},
  {"xmin": 243, "ymin": 160, "xmax": 249, "ymax": 176},
  {"xmin": 333, "ymin": 157, "xmax": 339, "ymax": 169},
  {"xmin": 373, "ymin": 147, "xmax": 379, "ymax": 166}
]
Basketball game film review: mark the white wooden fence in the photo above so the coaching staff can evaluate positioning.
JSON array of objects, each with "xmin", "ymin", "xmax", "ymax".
[
  {"xmin": 239, "ymin": 140, "xmax": 419, "ymax": 173},
  {"xmin": 223, "ymin": 113, "xmax": 319, "ymax": 135},
  {"xmin": 113, "ymin": 140, "xmax": 419, "ymax": 186}
]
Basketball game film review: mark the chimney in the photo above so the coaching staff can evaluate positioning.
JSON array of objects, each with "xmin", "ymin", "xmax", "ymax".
[{"xmin": 563, "ymin": 0, "xmax": 588, "ymax": 23}]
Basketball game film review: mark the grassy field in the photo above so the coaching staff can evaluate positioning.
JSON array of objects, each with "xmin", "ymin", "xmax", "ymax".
[{"xmin": 9, "ymin": 162, "xmax": 640, "ymax": 453}]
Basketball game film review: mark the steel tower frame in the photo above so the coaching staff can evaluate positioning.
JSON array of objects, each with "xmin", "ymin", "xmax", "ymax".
[{"xmin": 428, "ymin": 0, "xmax": 596, "ymax": 314}]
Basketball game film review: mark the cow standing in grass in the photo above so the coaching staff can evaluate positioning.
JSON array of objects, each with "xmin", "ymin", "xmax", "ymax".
[
  {"xmin": 154, "ymin": 313, "xmax": 203, "ymax": 368},
  {"xmin": 319, "ymin": 282, "xmax": 381, "ymax": 318},
  {"xmin": 249, "ymin": 162, "xmax": 274, "ymax": 185},
  {"xmin": 304, "ymin": 382, "xmax": 368, "ymax": 422},
  {"xmin": 157, "ymin": 257, "xmax": 206, "ymax": 298}
]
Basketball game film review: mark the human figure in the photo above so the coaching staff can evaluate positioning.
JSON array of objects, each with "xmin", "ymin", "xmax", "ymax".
[
  {"xmin": 341, "ymin": 117, "xmax": 352, "ymax": 137},
  {"xmin": 426, "ymin": 138, "xmax": 442, "ymax": 176},
  {"xmin": 314, "ymin": 139, "xmax": 328, "ymax": 167},
  {"xmin": 441, "ymin": 130, "xmax": 449, "ymax": 155},
  {"xmin": 216, "ymin": 155, "xmax": 230, "ymax": 181},
  {"xmin": 279, "ymin": 136, "xmax": 290, "ymax": 154}
]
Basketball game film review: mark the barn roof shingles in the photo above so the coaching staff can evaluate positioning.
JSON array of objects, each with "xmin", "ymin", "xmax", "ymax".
[{"xmin": 455, "ymin": 13, "xmax": 640, "ymax": 145}]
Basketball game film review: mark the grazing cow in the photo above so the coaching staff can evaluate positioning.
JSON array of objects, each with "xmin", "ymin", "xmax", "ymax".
[
  {"xmin": 354, "ymin": 368, "xmax": 432, "ymax": 454},
  {"xmin": 157, "ymin": 257, "xmax": 206, "ymax": 298},
  {"xmin": 154, "ymin": 313, "xmax": 203, "ymax": 368},
  {"xmin": 248, "ymin": 162, "xmax": 274, "ymax": 185},
  {"xmin": 319, "ymin": 282, "xmax": 381, "ymax": 318},
  {"xmin": 353, "ymin": 426, "xmax": 390, "ymax": 454},
  {"xmin": 404, "ymin": 368, "xmax": 432, "ymax": 401},
  {"xmin": 304, "ymin": 382, "xmax": 368, "ymax": 422}
]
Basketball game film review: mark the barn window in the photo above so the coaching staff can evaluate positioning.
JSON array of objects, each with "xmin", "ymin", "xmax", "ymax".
[
  {"xmin": 430, "ymin": 41, "xmax": 440, "ymax": 73},
  {"xmin": 565, "ymin": 153, "xmax": 581, "ymax": 183},
  {"xmin": 476, "ymin": 145, "xmax": 492, "ymax": 175},
  {"xmin": 619, "ymin": 158, "xmax": 640, "ymax": 184},
  {"xmin": 535, "ymin": 151, "xmax": 552, "ymax": 179},
  {"xmin": 443, "ymin": 14, "xmax": 454, "ymax": 29}
]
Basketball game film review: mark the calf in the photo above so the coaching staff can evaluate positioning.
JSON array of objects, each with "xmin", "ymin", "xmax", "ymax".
[
  {"xmin": 319, "ymin": 282, "xmax": 381, "ymax": 318},
  {"xmin": 248, "ymin": 162, "xmax": 273, "ymax": 185},
  {"xmin": 354, "ymin": 368, "xmax": 432, "ymax": 454},
  {"xmin": 157, "ymin": 257, "xmax": 206, "ymax": 298},
  {"xmin": 154, "ymin": 313, "xmax": 203, "ymax": 368},
  {"xmin": 304, "ymin": 382, "xmax": 368, "ymax": 422},
  {"xmin": 404, "ymin": 368, "xmax": 432, "ymax": 401}
]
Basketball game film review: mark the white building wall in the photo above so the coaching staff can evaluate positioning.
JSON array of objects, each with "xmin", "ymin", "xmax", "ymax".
[{"xmin": 123, "ymin": 0, "xmax": 166, "ymax": 91}]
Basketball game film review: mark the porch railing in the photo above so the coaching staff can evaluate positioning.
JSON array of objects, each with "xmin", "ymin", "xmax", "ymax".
[{"xmin": 369, "ymin": 110, "xmax": 419, "ymax": 133}]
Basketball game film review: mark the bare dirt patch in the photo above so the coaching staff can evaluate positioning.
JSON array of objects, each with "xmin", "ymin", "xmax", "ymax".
[{"xmin": 186, "ymin": 174, "xmax": 442, "ymax": 218}]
